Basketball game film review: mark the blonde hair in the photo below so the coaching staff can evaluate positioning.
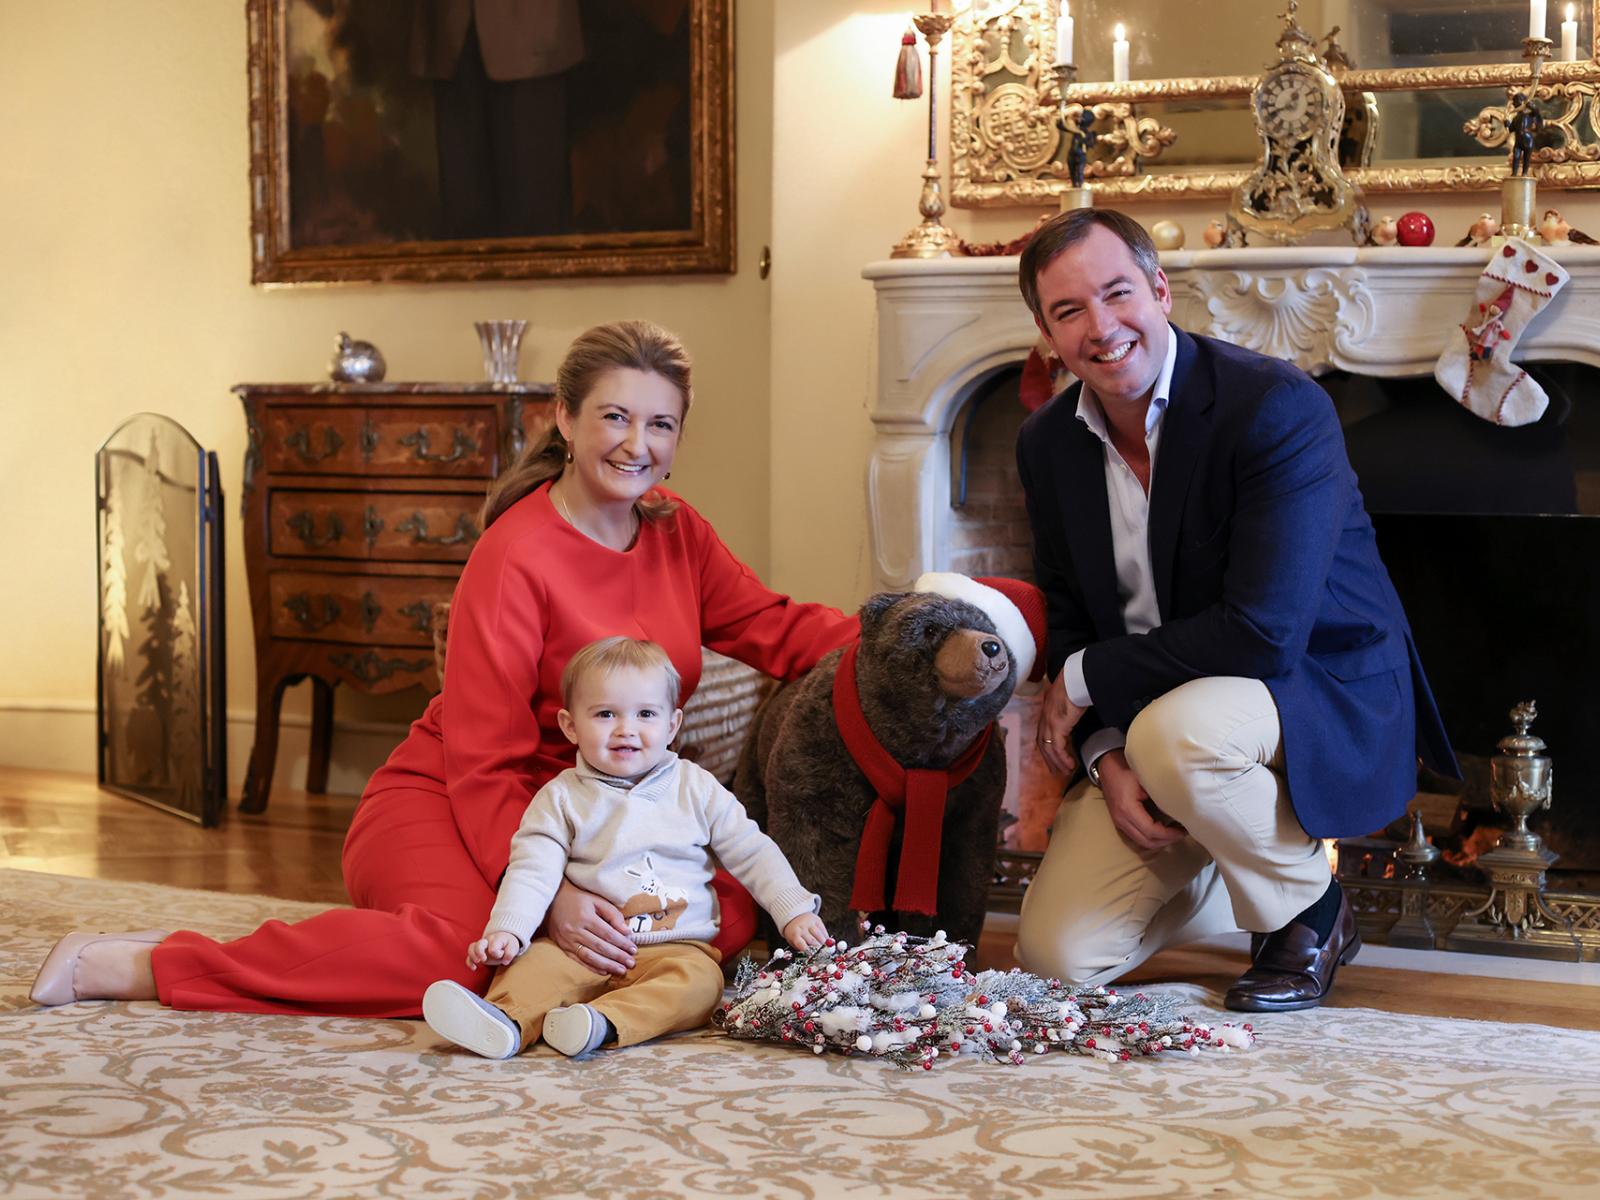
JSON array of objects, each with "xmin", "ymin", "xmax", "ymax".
[
  {"xmin": 481, "ymin": 320, "xmax": 693, "ymax": 529},
  {"xmin": 559, "ymin": 636, "xmax": 682, "ymax": 709}
]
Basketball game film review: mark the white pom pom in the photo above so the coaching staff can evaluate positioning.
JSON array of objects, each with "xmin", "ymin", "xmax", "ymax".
[
  {"xmin": 1034, "ymin": 1043, "xmax": 1047, "ymax": 1054},
  {"xmin": 1009, "ymin": 1039, "xmax": 1022, "ymax": 1052},
  {"xmin": 989, "ymin": 1002, "xmax": 1008, "ymax": 1021},
  {"xmin": 813, "ymin": 1044, "xmax": 825, "ymax": 1055},
  {"xmin": 856, "ymin": 1035, "xmax": 873, "ymax": 1052},
  {"xmin": 918, "ymin": 1004, "xmax": 936, "ymax": 1019},
  {"xmin": 932, "ymin": 930, "xmax": 947, "ymax": 944}
]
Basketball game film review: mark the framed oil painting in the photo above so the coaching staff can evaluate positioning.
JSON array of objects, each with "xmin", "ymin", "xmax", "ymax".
[{"xmin": 246, "ymin": 0, "xmax": 734, "ymax": 282}]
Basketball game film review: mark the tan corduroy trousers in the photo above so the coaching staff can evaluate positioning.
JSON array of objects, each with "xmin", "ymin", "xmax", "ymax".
[{"xmin": 487, "ymin": 938, "xmax": 724, "ymax": 1051}]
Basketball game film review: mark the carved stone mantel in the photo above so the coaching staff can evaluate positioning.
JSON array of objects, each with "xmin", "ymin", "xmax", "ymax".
[{"xmin": 863, "ymin": 245, "xmax": 1600, "ymax": 589}]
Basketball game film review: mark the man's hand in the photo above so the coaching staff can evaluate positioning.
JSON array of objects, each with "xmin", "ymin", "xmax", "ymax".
[
  {"xmin": 466, "ymin": 931, "xmax": 521, "ymax": 970},
  {"xmin": 1095, "ymin": 750, "xmax": 1187, "ymax": 852},
  {"xmin": 1036, "ymin": 675, "xmax": 1088, "ymax": 776}
]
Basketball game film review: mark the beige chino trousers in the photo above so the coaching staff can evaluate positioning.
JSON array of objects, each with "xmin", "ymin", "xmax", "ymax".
[{"xmin": 1016, "ymin": 677, "xmax": 1333, "ymax": 987}]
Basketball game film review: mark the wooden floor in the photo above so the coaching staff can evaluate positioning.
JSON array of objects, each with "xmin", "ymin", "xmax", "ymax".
[{"xmin": 4, "ymin": 765, "xmax": 1596, "ymax": 1030}]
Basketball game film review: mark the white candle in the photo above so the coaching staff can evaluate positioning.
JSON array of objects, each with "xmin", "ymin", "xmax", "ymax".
[
  {"xmin": 1055, "ymin": 3, "xmax": 1074, "ymax": 67},
  {"xmin": 1530, "ymin": 0, "xmax": 1547, "ymax": 39},
  {"xmin": 1112, "ymin": 23, "xmax": 1129, "ymax": 83},
  {"xmin": 1562, "ymin": 4, "xmax": 1579, "ymax": 59}
]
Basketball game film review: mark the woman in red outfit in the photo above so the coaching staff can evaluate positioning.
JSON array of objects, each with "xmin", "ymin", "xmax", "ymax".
[{"xmin": 32, "ymin": 321, "xmax": 857, "ymax": 1015}]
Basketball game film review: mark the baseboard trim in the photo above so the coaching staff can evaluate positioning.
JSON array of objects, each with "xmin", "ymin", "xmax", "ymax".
[{"xmin": 0, "ymin": 700, "xmax": 406, "ymax": 797}]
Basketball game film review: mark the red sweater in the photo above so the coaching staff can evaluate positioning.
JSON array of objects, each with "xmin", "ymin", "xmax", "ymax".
[{"xmin": 373, "ymin": 483, "xmax": 858, "ymax": 887}]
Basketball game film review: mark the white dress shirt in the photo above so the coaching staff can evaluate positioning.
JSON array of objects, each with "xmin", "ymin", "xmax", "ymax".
[{"xmin": 1061, "ymin": 326, "xmax": 1179, "ymax": 771}]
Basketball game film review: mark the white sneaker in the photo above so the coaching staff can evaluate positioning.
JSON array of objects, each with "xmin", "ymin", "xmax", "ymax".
[
  {"xmin": 542, "ymin": 1003, "xmax": 609, "ymax": 1057},
  {"xmin": 422, "ymin": 980, "xmax": 521, "ymax": 1060}
]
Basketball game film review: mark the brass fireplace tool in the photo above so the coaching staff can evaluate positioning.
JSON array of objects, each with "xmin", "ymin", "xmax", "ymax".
[{"xmin": 1446, "ymin": 701, "xmax": 1584, "ymax": 959}]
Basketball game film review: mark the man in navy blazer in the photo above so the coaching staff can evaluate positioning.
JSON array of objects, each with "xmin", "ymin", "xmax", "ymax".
[{"xmin": 1014, "ymin": 209, "xmax": 1455, "ymax": 1011}]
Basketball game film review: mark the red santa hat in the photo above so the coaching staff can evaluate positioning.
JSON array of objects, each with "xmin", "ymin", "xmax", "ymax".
[{"xmin": 912, "ymin": 572, "xmax": 1048, "ymax": 694}]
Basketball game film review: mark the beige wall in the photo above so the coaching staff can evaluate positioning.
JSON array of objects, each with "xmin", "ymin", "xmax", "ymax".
[
  {"xmin": 0, "ymin": 1, "xmax": 775, "ymax": 785},
  {"xmin": 4, "ymin": 0, "xmax": 1595, "ymax": 791}
]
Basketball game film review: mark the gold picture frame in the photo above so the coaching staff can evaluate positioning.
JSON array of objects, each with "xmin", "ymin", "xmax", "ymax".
[
  {"xmin": 246, "ymin": 0, "xmax": 734, "ymax": 283},
  {"xmin": 951, "ymin": 0, "xmax": 1600, "ymax": 205}
]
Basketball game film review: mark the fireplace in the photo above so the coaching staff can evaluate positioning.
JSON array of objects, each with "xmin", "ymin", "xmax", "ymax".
[{"xmin": 866, "ymin": 246, "xmax": 1600, "ymax": 952}]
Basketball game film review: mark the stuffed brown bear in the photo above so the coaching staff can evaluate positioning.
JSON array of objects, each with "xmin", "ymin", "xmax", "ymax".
[{"xmin": 734, "ymin": 575, "xmax": 1044, "ymax": 949}]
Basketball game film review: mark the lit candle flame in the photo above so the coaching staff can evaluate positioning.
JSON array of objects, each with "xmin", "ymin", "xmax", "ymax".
[
  {"xmin": 1114, "ymin": 22, "xmax": 1126, "ymax": 40},
  {"xmin": 1568, "ymin": 3, "xmax": 1576, "ymax": 19}
]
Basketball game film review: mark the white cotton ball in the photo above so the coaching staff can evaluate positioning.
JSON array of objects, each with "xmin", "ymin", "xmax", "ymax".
[
  {"xmin": 1216, "ymin": 1026, "xmax": 1254, "ymax": 1049},
  {"xmin": 918, "ymin": 1004, "xmax": 937, "ymax": 1020},
  {"xmin": 1009, "ymin": 1039, "xmax": 1022, "ymax": 1052},
  {"xmin": 1160, "ymin": 1035, "xmax": 1172, "ymax": 1047},
  {"xmin": 1047, "ymin": 1029, "xmax": 1060, "ymax": 1042},
  {"xmin": 932, "ymin": 930, "xmax": 947, "ymax": 944},
  {"xmin": 1034, "ymin": 1043, "xmax": 1047, "ymax": 1054},
  {"xmin": 836, "ymin": 941, "xmax": 849, "ymax": 952},
  {"xmin": 964, "ymin": 1005, "xmax": 985, "ymax": 1020},
  {"xmin": 856, "ymin": 1035, "xmax": 873, "ymax": 1052},
  {"xmin": 813, "ymin": 1044, "xmax": 825, "ymax": 1055},
  {"xmin": 989, "ymin": 1003, "xmax": 1007, "ymax": 1021}
]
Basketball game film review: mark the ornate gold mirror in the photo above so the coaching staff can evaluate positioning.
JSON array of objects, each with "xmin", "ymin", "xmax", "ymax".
[{"xmin": 952, "ymin": 0, "xmax": 1600, "ymax": 203}]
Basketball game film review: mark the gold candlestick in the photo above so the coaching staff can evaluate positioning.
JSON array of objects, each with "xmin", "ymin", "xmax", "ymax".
[{"xmin": 891, "ymin": 12, "xmax": 963, "ymax": 259}]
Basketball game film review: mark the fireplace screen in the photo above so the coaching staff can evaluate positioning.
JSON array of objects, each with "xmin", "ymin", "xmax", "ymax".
[{"xmin": 96, "ymin": 414, "xmax": 226, "ymax": 825}]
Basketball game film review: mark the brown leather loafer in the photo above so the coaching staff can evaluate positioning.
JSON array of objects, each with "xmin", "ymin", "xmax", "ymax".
[
  {"xmin": 30, "ymin": 930, "xmax": 169, "ymax": 1006},
  {"xmin": 1225, "ymin": 887, "xmax": 1360, "ymax": 1013}
]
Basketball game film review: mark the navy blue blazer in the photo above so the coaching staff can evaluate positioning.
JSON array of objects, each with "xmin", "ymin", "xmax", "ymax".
[{"xmin": 1016, "ymin": 327, "xmax": 1457, "ymax": 838}]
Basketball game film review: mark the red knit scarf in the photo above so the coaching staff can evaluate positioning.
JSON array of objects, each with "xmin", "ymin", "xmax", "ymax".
[{"xmin": 832, "ymin": 641, "xmax": 995, "ymax": 915}]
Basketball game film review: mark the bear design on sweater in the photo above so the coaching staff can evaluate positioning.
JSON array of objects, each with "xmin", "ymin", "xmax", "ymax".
[{"xmin": 619, "ymin": 854, "xmax": 690, "ymax": 934}]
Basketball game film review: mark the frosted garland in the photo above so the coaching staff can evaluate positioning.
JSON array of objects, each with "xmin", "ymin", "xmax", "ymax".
[{"xmin": 714, "ymin": 927, "xmax": 1255, "ymax": 1070}]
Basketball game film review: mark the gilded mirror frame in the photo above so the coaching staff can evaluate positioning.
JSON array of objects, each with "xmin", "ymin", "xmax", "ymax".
[
  {"xmin": 950, "ymin": 0, "xmax": 1600, "ymax": 205},
  {"xmin": 245, "ymin": 0, "xmax": 734, "ymax": 283}
]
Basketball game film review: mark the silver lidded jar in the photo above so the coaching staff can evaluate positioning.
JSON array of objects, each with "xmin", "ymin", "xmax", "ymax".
[{"xmin": 329, "ymin": 332, "xmax": 386, "ymax": 383}]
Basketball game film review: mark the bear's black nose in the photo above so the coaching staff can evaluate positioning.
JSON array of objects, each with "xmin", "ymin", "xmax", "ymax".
[{"xmin": 980, "ymin": 639, "xmax": 1002, "ymax": 658}]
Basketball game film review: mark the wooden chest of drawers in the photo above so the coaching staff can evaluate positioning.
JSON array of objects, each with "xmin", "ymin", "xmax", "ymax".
[{"xmin": 236, "ymin": 382, "xmax": 554, "ymax": 813}]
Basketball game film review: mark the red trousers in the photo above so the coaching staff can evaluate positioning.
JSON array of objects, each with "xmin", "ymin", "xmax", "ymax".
[{"xmin": 152, "ymin": 783, "xmax": 757, "ymax": 1016}]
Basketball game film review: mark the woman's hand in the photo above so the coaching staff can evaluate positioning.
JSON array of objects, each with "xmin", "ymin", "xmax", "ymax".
[
  {"xmin": 466, "ymin": 931, "xmax": 521, "ymax": 970},
  {"xmin": 546, "ymin": 878, "xmax": 637, "ymax": 975},
  {"xmin": 1096, "ymin": 750, "xmax": 1187, "ymax": 853},
  {"xmin": 783, "ymin": 913, "xmax": 828, "ymax": 953}
]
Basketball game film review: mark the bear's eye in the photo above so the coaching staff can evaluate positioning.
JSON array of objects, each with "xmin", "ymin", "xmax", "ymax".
[{"xmin": 921, "ymin": 624, "xmax": 942, "ymax": 642}]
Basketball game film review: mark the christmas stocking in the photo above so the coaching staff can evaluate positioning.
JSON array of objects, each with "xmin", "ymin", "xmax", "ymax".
[{"xmin": 1434, "ymin": 238, "xmax": 1569, "ymax": 426}]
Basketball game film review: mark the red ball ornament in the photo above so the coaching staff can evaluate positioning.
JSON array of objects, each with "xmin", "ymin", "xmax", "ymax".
[{"xmin": 1395, "ymin": 211, "xmax": 1435, "ymax": 247}]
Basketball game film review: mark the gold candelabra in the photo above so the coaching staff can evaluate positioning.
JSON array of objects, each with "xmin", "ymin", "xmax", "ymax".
[
  {"xmin": 891, "ymin": 11, "xmax": 963, "ymax": 259},
  {"xmin": 1502, "ymin": 35, "xmax": 1553, "ymax": 239},
  {"xmin": 1053, "ymin": 62, "xmax": 1094, "ymax": 213}
]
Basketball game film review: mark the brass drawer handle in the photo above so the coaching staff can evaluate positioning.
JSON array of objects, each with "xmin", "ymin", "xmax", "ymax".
[
  {"xmin": 284, "ymin": 592, "xmax": 341, "ymax": 632},
  {"xmin": 395, "ymin": 511, "xmax": 477, "ymax": 547},
  {"xmin": 284, "ymin": 425, "xmax": 345, "ymax": 465},
  {"xmin": 285, "ymin": 511, "xmax": 346, "ymax": 548},
  {"xmin": 330, "ymin": 650, "xmax": 431, "ymax": 684},
  {"xmin": 398, "ymin": 427, "xmax": 475, "ymax": 464},
  {"xmin": 397, "ymin": 600, "xmax": 435, "ymax": 634}
]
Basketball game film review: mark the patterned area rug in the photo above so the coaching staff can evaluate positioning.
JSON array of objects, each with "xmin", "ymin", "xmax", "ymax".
[{"xmin": 3, "ymin": 868, "xmax": 1598, "ymax": 1200}]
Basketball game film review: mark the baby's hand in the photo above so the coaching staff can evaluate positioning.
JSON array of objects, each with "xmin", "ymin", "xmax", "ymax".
[
  {"xmin": 466, "ymin": 931, "xmax": 521, "ymax": 970},
  {"xmin": 783, "ymin": 913, "xmax": 828, "ymax": 953}
]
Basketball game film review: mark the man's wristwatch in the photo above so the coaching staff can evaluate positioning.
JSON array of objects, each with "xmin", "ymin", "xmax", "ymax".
[{"xmin": 1085, "ymin": 754, "xmax": 1104, "ymax": 788}]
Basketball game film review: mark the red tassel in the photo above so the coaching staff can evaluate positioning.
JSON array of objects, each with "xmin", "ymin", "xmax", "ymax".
[{"xmin": 894, "ymin": 27, "xmax": 922, "ymax": 99}]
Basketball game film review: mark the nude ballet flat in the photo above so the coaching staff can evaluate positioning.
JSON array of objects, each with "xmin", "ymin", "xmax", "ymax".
[{"xmin": 29, "ymin": 930, "xmax": 169, "ymax": 1006}]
